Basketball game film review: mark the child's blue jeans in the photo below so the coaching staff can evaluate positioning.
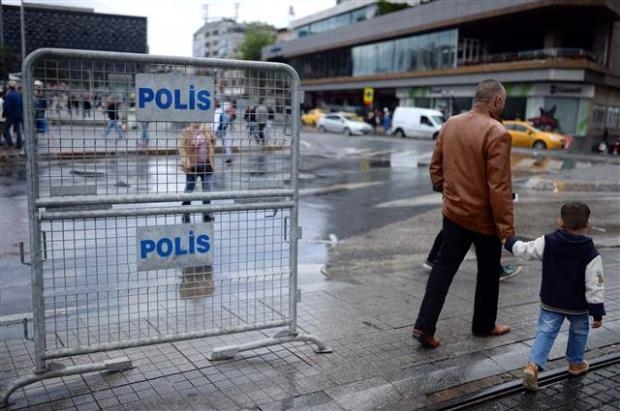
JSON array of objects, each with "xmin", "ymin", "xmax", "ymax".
[{"xmin": 529, "ymin": 308, "xmax": 590, "ymax": 370}]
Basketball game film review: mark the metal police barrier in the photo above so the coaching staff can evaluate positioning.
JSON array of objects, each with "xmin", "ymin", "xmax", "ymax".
[{"xmin": 1, "ymin": 49, "xmax": 331, "ymax": 405}]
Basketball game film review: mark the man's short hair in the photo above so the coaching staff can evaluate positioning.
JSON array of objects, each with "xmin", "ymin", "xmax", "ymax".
[
  {"xmin": 561, "ymin": 202, "xmax": 590, "ymax": 230},
  {"xmin": 474, "ymin": 79, "xmax": 505, "ymax": 103}
]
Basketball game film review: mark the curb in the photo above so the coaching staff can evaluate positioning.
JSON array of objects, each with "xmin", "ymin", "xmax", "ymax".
[
  {"xmin": 523, "ymin": 176, "xmax": 620, "ymax": 192},
  {"xmin": 0, "ymin": 145, "xmax": 286, "ymax": 162}
]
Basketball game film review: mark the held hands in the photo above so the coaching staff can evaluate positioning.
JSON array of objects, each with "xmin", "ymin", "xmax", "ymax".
[{"xmin": 591, "ymin": 319, "xmax": 603, "ymax": 329}]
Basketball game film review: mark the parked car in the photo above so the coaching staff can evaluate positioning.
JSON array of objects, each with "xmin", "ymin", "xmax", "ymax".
[
  {"xmin": 390, "ymin": 107, "xmax": 445, "ymax": 139},
  {"xmin": 301, "ymin": 108, "xmax": 327, "ymax": 126},
  {"xmin": 317, "ymin": 112, "xmax": 373, "ymax": 135},
  {"xmin": 503, "ymin": 120, "xmax": 567, "ymax": 149}
]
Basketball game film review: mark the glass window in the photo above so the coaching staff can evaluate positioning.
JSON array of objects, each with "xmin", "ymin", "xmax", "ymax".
[
  {"xmin": 514, "ymin": 125, "xmax": 527, "ymax": 132},
  {"xmin": 420, "ymin": 116, "xmax": 433, "ymax": 126},
  {"xmin": 294, "ymin": 6, "xmax": 372, "ymax": 38},
  {"xmin": 592, "ymin": 105, "xmax": 606, "ymax": 129},
  {"xmin": 606, "ymin": 107, "xmax": 619, "ymax": 129},
  {"xmin": 431, "ymin": 115, "xmax": 446, "ymax": 125},
  {"xmin": 354, "ymin": 29, "xmax": 457, "ymax": 77},
  {"xmin": 352, "ymin": 8, "xmax": 367, "ymax": 22},
  {"xmin": 415, "ymin": 98, "xmax": 431, "ymax": 108},
  {"xmin": 545, "ymin": 98, "xmax": 579, "ymax": 134}
]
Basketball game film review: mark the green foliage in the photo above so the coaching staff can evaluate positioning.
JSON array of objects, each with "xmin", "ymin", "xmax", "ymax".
[
  {"xmin": 237, "ymin": 22, "xmax": 277, "ymax": 61},
  {"xmin": 376, "ymin": 0, "xmax": 410, "ymax": 16}
]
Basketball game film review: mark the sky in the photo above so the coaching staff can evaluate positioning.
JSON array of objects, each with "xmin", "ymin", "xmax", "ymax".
[{"xmin": 8, "ymin": 0, "xmax": 336, "ymax": 56}]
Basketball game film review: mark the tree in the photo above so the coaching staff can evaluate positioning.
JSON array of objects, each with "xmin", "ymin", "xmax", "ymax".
[
  {"xmin": 237, "ymin": 22, "xmax": 277, "ymax": 61},
  {"xmin": 376, "ymin": 0, "xmax": 410, "ymax": 16}
]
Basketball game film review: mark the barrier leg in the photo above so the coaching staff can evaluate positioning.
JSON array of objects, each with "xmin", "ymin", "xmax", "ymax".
[
  {"xmin": 0, "ymin": 357, "xmax": 132, "ymax": 408},
  {"xmin": 207, "ymin": 330, "xmax": 332, "ymax": 361}
]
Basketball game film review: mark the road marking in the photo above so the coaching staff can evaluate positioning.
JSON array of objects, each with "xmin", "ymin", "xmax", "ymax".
[
  {"xmin": 300, "ymin": 181, "xmax": 384, "ymax": 197},
  {"xmin": 391, "ymin": 150, "xmax": 433, "ymax": 168},
  {"xmin": 374, "ymin": 192, "xmax": 443, "ymax": 208}
]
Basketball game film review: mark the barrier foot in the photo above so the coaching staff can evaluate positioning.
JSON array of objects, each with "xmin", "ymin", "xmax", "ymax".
[
  {"xmin": 207, "ymin": 332, "xmax": 332, "ymax": 361},
  {"xmin": 0, "ymin": 357, "xmax": 132, "ymax": 408}
]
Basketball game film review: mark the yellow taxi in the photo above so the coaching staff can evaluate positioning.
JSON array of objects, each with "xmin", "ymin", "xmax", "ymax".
[
  {"xmin": 301, "ymin": 108, "xmax": 327, "ymax": 126},
  {"xmin": 503, "ymin": 120, "xmax": 567, "ymax": 150}
]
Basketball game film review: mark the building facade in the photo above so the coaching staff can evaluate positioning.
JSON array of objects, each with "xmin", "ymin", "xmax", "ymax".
[
  {"xmin": 0, "ymin": 3, "xmax": 147, "ymax": 77},
  {"xmin": 264, "ymin": 0, "xmax": 620, "ymax": 140},
  {"xmin": 192, "ymin": 19, "xmax": 245, "ymax": 59}
]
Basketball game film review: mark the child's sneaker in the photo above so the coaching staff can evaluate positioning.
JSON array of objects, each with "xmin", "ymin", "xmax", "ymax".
[
  {"xmin": 522, "ymin": 363, "xmax": 539, "ymax": 391},
  {"xmin": 568, "ymin": 360, "xmax": 589, "ymax": 376}
]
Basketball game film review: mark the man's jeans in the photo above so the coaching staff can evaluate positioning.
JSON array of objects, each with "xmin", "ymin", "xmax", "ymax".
[
  {"xmin": 216, "ymin": 129, "xmax": 232, "ymax": 160},
  {"xmin": 102, "ymin": 120, "xmax": 124, "ymax": 138},
  {"xmin": 414, "ymin": 217, "xmax": 502, "ymax": 336},
  {"xmin": 529, "ymin": 308, "xmax": 589, "ymax": 370}
]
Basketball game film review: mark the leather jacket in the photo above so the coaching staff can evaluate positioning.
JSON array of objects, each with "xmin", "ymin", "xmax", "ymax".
[{"xmin": 430, "ymin": 105, "xmax": 514, "ymax": 239}]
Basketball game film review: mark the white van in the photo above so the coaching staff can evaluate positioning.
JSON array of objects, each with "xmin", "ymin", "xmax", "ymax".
[{"xmin": 390, "ymin": 107, "xmax": 446, "ymax": 139}]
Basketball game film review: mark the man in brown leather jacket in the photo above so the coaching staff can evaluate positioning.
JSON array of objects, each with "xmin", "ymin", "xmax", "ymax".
[{"xmin": 412, "ymin": 79, "xmax": 514, "ymax": 348}]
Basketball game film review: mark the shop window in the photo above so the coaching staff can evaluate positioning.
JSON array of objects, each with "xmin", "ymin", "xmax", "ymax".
[
  {"xmin": 414, "ymin": 98, "xmax": 431, "ymax": 108},
  {"xmin": 544, "ymin": 98, "xmax": 579, "ymax": 134},
  {"xmin": 502, "ymin": 97, "xmax": 526, "ymax": 120},
  {"xmin": 592, "ymin": 105, "xmax": 606, "ymax": 129},
  {"xmin": 606, "ymin": 107, "xmax": 619, "ymax": 129}
]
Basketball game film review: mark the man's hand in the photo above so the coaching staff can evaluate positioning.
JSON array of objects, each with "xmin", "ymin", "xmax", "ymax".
[{"xmin": 591, "ymin": 319, "xmax": 602, "ymax": 328}]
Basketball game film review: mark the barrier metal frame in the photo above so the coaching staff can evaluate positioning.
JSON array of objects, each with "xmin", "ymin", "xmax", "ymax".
[{"xmin": 1, "ymin": 49, "xmax": 331, "ymax": 406}]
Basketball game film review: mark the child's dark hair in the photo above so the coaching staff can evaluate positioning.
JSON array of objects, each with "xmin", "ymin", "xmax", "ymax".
[{"xmin": 561, "ymin": 202, "xmax": 590, "ymax": 230}]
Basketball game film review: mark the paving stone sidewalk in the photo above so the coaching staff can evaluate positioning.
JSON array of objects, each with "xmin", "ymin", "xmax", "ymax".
[
  {"xmin": 1, "ymin": 242, "xmax": 618, "ymax": 410},
  {"xmin": 1, "ymin": 146, "xmax": 618, "ymax": 410}
]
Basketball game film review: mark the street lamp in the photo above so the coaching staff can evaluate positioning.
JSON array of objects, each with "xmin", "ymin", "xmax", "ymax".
[{"xmin": 20, "ymin": 0, "xmax": 26, "ymax": 63}]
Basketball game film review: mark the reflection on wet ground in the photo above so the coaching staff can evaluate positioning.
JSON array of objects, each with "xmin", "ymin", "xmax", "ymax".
[{"xmin": 179, "ymin": 265, "xmax": 215, "ymax": 300}]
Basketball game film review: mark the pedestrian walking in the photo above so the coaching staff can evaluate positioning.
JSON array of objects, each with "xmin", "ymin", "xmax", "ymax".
[
  {"xmin": 412, "ymin": 79, "xmax": 514, "ymax": 348},
  {"xmin": 178, "ymin": 123, "xmax": 215, "ymax": 223},
  {"xmin": 244, "ymin": 105, "xmax": 258, "ymax": 143},
  {"xmin": 0, "ymin": 92, "xmax": 5, "ymax": 145},
  {"xmin": 504, "ymin": 202, "xmax": 605, "ymax": 391},
  {"xmin": 382, "ymin": 107, "xmax": 391, "ymax": 133},
  {"xmin": 226, "ymin": 102, "xmax": 237, "ymax": 131},
  {"xmin": 423, "ymin": 228, "xmax": 522, "ymax": 281},
  {"xmin": 2, "ymin": 81, "xmax": 24, "ymax": 150},
  {"xmin": 138, "ymin": 121, "xmax": 150, "ymax": 145},
  {"xmin": 102, "ymin": 96, "xmax": 124, "ymax": 139},
  {"xmin": 256, "ymin": 100, "xmax": 269, "ymax": 144},
  {"xmin": 213, "ymin": 102, "xmax": 232, "ymax": 163},
  {"xmin": 34, "ymin": 80, "xmax": 48, "ymax": 133},
  {"xmin": 424, "ymin": 191, "xmax": 523, "ymax": 282},
  {"xmin": 82, "ymin": 94, "xmax": 92, "ymax": 118}
]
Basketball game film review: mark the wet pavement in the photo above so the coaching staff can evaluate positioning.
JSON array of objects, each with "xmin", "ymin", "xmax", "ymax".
[{"xmin": 0, "ymin": 130, "xmax": 619, "ymax": 410}]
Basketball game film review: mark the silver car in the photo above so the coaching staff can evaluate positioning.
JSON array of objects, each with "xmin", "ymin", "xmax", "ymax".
[{"xmin": 317, "ymin": 112, "xmax": 372, "ymax": 136}]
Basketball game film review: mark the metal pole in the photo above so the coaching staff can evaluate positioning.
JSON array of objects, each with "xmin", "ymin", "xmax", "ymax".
[
  {"xmin": 1, "ymin": 0, "xmax": 4, "ymax": 79},
  {"xmin": 22, "ymin": 51, "xmax": 47, "ymax": 374},
  {"xmin": 288, "ymin": 69, "xmax": 301, "ymax": 336},
  {"xmin": 1, "ymin": 0, "xmax": 4, "ymax": 49},
  {"xmin": 20, "ymin": 0, "xmax": 25, "ymax": 63}
]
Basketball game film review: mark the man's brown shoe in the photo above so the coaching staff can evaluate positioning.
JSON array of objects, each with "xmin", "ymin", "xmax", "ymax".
[
  {"xmin": 488, "ymin": 324, "xmax": 511, "ymax": 336},
  {"xmin": 568, "ymin": 360, "xmax": 589, "ymax": 376},
  {"xmin": 474, "ymin": 324, "xmax": 511, "ymax": 337},
  {"xmin": 412, "ymin": 328, "xmax": 440, "ymax": 348},
  {"xmin": 522, "ymin": 363, "xmax": 539, "ymax": 391}
]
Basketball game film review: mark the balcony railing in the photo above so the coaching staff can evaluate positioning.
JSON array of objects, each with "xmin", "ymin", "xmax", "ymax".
[{"xmin": 458, "ymin": 48, "xmax": 600, "ymax": 67}]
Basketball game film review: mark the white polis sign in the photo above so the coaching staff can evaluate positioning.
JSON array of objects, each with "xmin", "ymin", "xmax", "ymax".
[
  {"xmin": 135, "ymin": 73, "xmax": 214, "ymax": 122},
  {"xmin": 136, "ymin": 223, "xmax": 214, "ymax": 271}
]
